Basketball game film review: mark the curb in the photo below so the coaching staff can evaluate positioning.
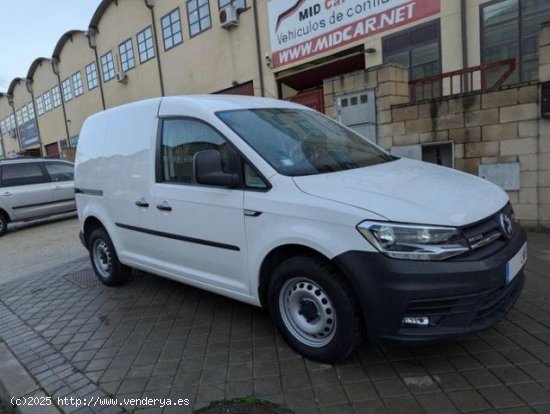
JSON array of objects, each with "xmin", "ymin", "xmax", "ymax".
[{"xmin": 0, "ymin": 343, "xmax": 61, "ymax": 414}]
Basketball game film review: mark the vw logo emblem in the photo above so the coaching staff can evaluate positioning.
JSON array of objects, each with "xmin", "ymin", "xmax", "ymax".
[{"xmin": 499, "ymin": 213, "xmax": 514, "ymax": 239}]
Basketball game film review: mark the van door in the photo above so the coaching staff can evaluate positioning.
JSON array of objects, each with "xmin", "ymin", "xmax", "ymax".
[
  {"xmin": 0, "ymin": 162, "xmax": 53, "ymax": 221},
  {"xmin": 151, "ymin": 118, "xmax": 249, "ymax": 295}
]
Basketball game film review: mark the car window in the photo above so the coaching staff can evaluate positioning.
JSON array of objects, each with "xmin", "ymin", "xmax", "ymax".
[
  {"xmin": 1, "ymin": 163, "xmax": 47, "ymax": 187},
  {"xmin": 45, "ymin": 162, "xmax": 74, "ymax": 182},
  {"xmin": 160, "ymin": 119, "xmax": 228, "ymax": 185}
]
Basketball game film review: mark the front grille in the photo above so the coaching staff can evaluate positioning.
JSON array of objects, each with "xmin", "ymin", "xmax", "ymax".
[
  {"xmin": 470, "ymin": 276, "xmax": 524, "ymax": 328},
  {"xmin": 453, "ymin": 203, "xmax": 515, "ymax": 261},
  {"xmin": 402, "ymin": 274, "xmax": 524, "ymax": 331}
]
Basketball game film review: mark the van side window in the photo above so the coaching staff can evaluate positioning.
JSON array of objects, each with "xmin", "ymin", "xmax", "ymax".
[
  {"xmin": 1, "ymin": 163, "xmax": 47, "ymax": 187},
  {"xmin": 244, "ymin": 163, "xmax": 268, "ymax": 189},
  {"xmin": 161, "ymin": 119, "xmax": 226, "ymax": 184},
  {"xmin": 45, "ymin": 162, "xmax": 74, "ymax": 182}
]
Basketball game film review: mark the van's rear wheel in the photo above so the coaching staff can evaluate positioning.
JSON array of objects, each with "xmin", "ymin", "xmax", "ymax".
[
  {"xmin": 89, "ymin": 228, "xmax": 130, "ymax": 286},
  {"xmin": 268, "ymin": 256, "xmax": 362, "ymax": 362},
  {"xmin": 0, "ymin": 213, "xmax": 7, "ymax": 237}
]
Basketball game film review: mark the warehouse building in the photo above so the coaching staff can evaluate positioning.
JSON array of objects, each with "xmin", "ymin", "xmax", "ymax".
[{"xmin": 0, "ymin": 0, "xmax": 549, "ymax": 228}]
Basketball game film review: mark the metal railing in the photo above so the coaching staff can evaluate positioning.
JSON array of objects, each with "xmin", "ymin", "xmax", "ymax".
[{"xmin": 409, "ymin": 59, "xmax": 517, "ymax": 101}]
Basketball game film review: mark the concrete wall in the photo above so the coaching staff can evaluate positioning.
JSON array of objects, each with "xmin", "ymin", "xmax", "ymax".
[
  {"xmin": 93, "ymin": 0, "xmax": 162, "ymax": 108},
  {"xmin": 57, "ymin": 32, "xmax": 104, "ymax": 139}
]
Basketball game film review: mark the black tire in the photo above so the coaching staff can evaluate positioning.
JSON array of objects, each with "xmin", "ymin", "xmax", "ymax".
[
  {"xmin": 268, "ymin": 255, "xmax": 363, "ymax": 362},
  {"xmin": 0, "ymin": 213, "xmax": 8, "ymax": 237},
  {"xmin": 89, "ymin": 228, "xmax": 130, "ymax": 286}
]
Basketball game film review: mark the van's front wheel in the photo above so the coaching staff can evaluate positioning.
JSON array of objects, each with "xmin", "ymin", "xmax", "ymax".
[
  {"xmin": 268, "ymin": 256, "xmax": 362, "ymax": 362},
  {"xmin": 89, "ymin": 228, "xmax": 130, "ymax": 286}
]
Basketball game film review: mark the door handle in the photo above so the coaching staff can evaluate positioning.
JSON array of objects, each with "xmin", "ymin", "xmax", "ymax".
[
  {"xmin": 53, "ymin": 186, "xmax": 62, "ymax": 191},
  {"xmin": 2, "ymin": 192, "xmax": 12, "ymax": 197},
  {"xmin": 156, "ymin": 203, "xmax": 172, "ymax": 212},
  {"xmin": 135, "ymin": 200, "xmax": 149, "ymax": 208}
]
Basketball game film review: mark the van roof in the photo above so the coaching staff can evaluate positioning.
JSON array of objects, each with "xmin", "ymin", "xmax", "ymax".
[
  {"xmin": 0, "ymin": 158, "xmax": 71, "ymax": 164},
  {"xmin": 95, "ymin": 95, "xmax": 307, "ymax": 116},
  {"xmin": 162, "ymin": 94, "xmax": 304, "ymax": 110}
]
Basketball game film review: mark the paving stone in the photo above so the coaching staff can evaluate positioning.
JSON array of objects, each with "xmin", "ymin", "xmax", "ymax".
[
  {"xmin": 415, "ymin": 392, "xmax": 458, "ymax": 414},
  {"xmin": 478, "ymin": 385, "xmax": 524, "ymax": 409},
  {"xmin": 433, "ymin": 372, "xmax": 471, "ymax": 392},
  {"xmin": 462, "ymin": 368, "xmax": 502, "ymax": 388},
  {"xmin": 492, "ymin": 365, "xmax": 533, "ymax": 384},
  {"xmin": 447, "ymin": 389, "xmax": 492, "ymax": 411},
  {"xmin": 510, "ymin": 382, "xmax": 550, "ymax": 404},
  {"xmin": 342, "ymin": 381, "xmax": 378, "ymax": 402},
  {"xmin": 382, "ymin": 395, "xmax": 424, "ymax": 413},
  {"xmin": 351, "ymin": 400, "xmax": 388, "ymax": 413},
  {"xmin": 373, "ymin": 378, "xmax": 409, "ymax": 398}
]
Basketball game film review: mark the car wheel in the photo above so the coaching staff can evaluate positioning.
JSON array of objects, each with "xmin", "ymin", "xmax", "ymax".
[
  {"xmin": 0, "ymin": 213, "xmax": 7, "ymax": 237},
  {"xmin": 89, "ymin": 228, "xmax": 130, "ymax": 286},
  {"xmin": 268, "ymin": 255, "xmax": 363, "ymax": 362}
]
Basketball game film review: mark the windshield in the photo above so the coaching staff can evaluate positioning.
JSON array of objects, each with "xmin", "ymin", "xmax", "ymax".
[{"xmin": 217, "ymin": 108, "xmax": 393, "ymax": 176}]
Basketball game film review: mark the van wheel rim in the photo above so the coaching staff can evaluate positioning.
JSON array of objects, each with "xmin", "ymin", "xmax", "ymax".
[
  {"xmin": 279, "ymin": 277, "xmax": 336, "ymax": 348},
  {"xmin": 93, "ymin": 240, "xmax": 113, "ymax": 279}
]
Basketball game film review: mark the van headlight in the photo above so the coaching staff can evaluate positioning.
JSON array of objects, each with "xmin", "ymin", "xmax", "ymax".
[{"xmin": 357, "ymin": 221, "xmax": 469, "ymax": 260}]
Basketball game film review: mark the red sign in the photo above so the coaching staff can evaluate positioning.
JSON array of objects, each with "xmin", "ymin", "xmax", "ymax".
[{"xmin": 270, "ymin": 1, "xmax": 441, "ymax": 68}]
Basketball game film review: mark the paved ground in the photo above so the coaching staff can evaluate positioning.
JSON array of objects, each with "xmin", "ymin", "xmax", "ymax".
[
  {"xmin": 0, "ymin": 213, "xmax": 87, "ymax": 283},
  {"xmin": 0, "ymin": 232, "xmax": 548, "ymax": 413}
]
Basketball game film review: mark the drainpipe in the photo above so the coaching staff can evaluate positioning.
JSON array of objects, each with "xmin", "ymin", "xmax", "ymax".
[
  {"xmin": 0, "ymin": 118, "xmax": 5, "ymax": 159},
  {"xmin": 145, "ymin": 0, "xmax": 165, "ymax": 96},
  {"xmin": 252, "ymin": 0, "xmax": 265, "ymax": 97},
  {"xmin": 7, "ymin": 95, "xmax": 22, "ymax": 153},
  {"xmin": 86, "ymin": 28, "xmax": 107, "ymax": 110},
  {"xmin": 461, "ymin": 0, "xmax": 469, "ymax": 90},
  {"xmin": 51, "ymin": 59, "xmax": 72, "ymax": 148},
  {"xmin": 26, "ymin": 79, "xmax": 44, "ymax": 157}
]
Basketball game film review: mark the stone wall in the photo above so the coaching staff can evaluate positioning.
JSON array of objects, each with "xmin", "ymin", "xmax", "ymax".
[
  {"xmin": 322, "ymin": 30, "xmax": 550, "ymax": 228},
  {"xmin": 385, "ymin": 83, "xmax": 542, "ymax": 228}
]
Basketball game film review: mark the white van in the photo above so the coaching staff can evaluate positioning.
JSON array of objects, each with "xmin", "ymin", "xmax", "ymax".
[{"xmin": 75, "ymin": 96, "xmax": 527, "ymax": 361}]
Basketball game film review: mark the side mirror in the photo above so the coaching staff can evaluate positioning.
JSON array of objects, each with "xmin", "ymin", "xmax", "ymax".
[{"xmin": 194, "ymin": 150, "xmax": 240, "ymax": 187}]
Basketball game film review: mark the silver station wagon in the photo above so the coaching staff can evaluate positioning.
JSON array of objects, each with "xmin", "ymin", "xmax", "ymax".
[{"xmin": 0, "ymin": 158, "xmax": 76, "ymax": 236}]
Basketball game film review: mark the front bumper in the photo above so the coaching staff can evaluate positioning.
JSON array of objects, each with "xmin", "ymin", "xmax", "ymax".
[{"xmin": 333, "ymin": 227, "xmax": 526, "ymax": 344}]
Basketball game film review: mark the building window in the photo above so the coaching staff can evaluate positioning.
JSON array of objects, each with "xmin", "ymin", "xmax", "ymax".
[
  {"xmin": 119, "ymin": 39, "xmax": 136, "ymax": 72},
  {"xmin": 52, "ymin": 86, "xmax": 62, "ymax": 108},
  {"xmin": 27, "ymin": 103, "xmax": 35, "ymax": 120},
  {"xmin": 383, "ymin": 20, "xmax": 440, "ymax": 81},
  {"xmin": 187, "ymin": 0, "xmax": 211, "ymax": 37},
  {"xmin": 21, "ymin": 105, "xmax": 29, "ymax": 123},
  {"xmin": 72, "ymin": 72, "xmax": 84, "ymax": 97},
  {"xmin": 481, "ymin": 0, "xmax": 550, "ymax": 84},
  {"xmin": 137, "ymin": 27, "xmax": 156, "ymax": 63},
  {"xmin": 16, "ymin": 109, "xmax": 22, "ymax": 126},
  {"xmin": 62, "ymin": 78, "xmax": 73, "ymax": 102},
  {"xmin": 36, "ymin": 96, "xmax": 44, "ymax": 116},
  {"xmin": 101, "ymin": 51, "xmax": 116, "ymax": 82},
  {"xmin": 218, "ymin": 0, "xmax": 245, "ymax": 11},
  {"xmin": 161, "ymin": 9, "xmax": 183, "ymax": 50},
  {"xmin": 85, "ymin": 62, "xmax": 99, "ymax": 90},
  {"xmin": 44, "ymin": 91, "xmax": 52, "ymax": 112},
  {"xmin": 8, "ymin": 115, "xmax": 15, "ymax": 131},
  {"xmin": 383, "ymin": 20, "xmax": 440, "ymax": 99}
]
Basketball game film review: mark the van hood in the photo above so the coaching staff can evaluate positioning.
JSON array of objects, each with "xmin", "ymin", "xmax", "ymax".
[{"xmin": 292, "ymin": 158, "xmax": 508, "ymax": 227}]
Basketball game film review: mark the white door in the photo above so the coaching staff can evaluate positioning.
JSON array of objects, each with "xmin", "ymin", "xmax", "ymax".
[
  {"xmin": 151, "ymin": 118, "xmax": 249, "ymax": 294},
  {"xmin": 43, "ymin": 161, "xmax": 76, "ymax": 212},
  {"xmin": 0, "ymin": 162, "xmax": 53, "ymax": 221}
]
